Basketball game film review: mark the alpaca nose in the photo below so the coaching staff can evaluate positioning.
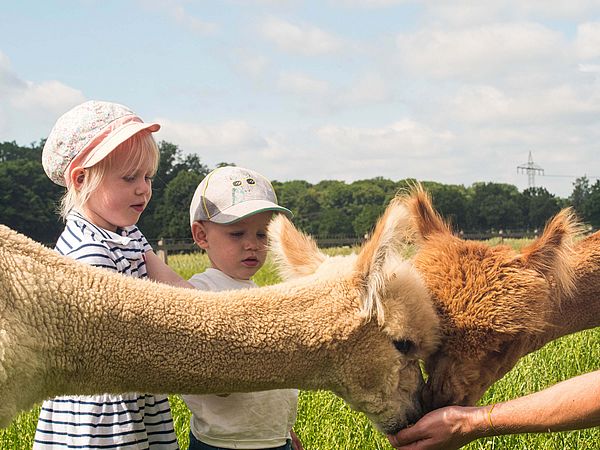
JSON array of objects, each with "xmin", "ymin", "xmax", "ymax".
[
  {"xmin": 387, "ymin": 373, "xmax": 425, "ymax": 436},
  {"xmin": 420, "ymin": 379, "xmax": 435, "ymax": 413},
  {"xmin": 408, "ymin": 370, "xmax": 426, "ymax": 424}
]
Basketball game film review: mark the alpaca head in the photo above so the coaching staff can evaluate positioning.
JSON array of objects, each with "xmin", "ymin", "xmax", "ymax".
[
  {"xmin": 268, "ymin": 200, "xmax": 440, "ymax": 434},
  {"xmin": 402, "ymin": 186, "xmax": 579, "ymax": 409}
]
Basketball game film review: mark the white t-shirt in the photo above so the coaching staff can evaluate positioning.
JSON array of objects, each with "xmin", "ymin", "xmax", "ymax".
[{"xmin": 183, "ymin": 268, "xmax": 299, "ymax": 449}]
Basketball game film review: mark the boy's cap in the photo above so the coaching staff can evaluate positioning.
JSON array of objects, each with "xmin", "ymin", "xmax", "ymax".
[
  {"xmin": 42, "ymin": 100, "xmax": 160, "ymax": 187},
  {"xmin": 189, "ymin": 166, "xmax": 293, "ymax": 226}
]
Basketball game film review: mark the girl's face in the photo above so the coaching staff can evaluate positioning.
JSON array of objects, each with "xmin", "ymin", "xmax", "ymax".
[
  {"xmin": 82, "ymin": 146, "xmax": 154, "ymax": 231},
  {"xmin": 192, "ymin": 211, "xmax": 273, "ymax": 280}
]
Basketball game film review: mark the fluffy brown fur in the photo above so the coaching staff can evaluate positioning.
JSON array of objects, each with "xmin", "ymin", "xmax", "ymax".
[
  {"xmin": 400, "ymin": 185, "xmax": 590, "ymax": 409},
  {"xmin": 0, "ymin": 201, "xmax": 439, "ymax": 434}
]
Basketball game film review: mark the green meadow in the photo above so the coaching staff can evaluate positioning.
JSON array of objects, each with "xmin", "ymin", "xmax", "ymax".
[{"xmin": 2, "ymin": 244, "xmax": 598, "ymax": 449}]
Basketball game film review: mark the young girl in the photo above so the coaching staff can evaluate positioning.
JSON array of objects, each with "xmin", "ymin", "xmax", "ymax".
[{"xmin": 34, "ymin": 100, "xmax": 190, "ymax": 449}]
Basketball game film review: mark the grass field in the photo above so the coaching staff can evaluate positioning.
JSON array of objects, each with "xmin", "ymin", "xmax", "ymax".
[{"xmin": 2, "ymin": 243, "xmax": 598, "ymax": 449}]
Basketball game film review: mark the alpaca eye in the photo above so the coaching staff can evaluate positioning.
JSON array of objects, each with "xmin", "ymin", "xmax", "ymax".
[{"xmin": 393, "ymin": 339, "xmax": 415, "ymax": 355}]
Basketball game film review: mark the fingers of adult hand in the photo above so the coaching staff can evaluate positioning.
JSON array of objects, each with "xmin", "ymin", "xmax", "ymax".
[
  {"xmin": 387, "ymin": 432, "xmax": 421, "ymax": 449},
  {"xmin": 389, "ymin": 425, "xmax": 422, "ymax": 446},
  {"xmin": 387, "ymin": 433, "xmax": 426, "ymax": 450}
]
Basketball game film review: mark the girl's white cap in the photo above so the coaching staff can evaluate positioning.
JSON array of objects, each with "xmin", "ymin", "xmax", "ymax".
[{"xmin": 42, "ymin": 100, "xmax": 160, "ymax": 187}]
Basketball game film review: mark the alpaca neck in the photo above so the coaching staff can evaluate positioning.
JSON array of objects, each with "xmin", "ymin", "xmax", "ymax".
[
  {"xmin": 546, "ymin": 267, "xmax": 600, "ymax": 339},
  {"xmin": 40, "ymin": 264, "xmax": 365, "ymax": 398},
  {"xmin": 530, "ymin": 234, "xmax": 600, "ymax": 351}
]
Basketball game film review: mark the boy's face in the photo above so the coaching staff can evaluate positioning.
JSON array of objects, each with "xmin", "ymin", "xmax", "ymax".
[{"xmin": 192, "ymin": 211, "xmax": 273, "ymax": 280}]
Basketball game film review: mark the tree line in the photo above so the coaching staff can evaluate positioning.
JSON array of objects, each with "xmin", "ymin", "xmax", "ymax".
[{"xmin": 2, "ymin": 139, "xmax": 599, "ymax": 245}]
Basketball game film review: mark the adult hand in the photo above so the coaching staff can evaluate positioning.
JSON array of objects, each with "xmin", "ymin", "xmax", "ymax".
[{"xmin": 387, "ymin": 406, "xmax": 483, "ymax": 450}]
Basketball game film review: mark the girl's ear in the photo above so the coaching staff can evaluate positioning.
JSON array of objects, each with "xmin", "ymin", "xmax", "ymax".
[
  {"xmin": 70, "ymin": 167, "xmax": 86, "ymax": 189},
  {"xmin": 191, "ymin": 221, "xmax": 210, "ymax": 250}
]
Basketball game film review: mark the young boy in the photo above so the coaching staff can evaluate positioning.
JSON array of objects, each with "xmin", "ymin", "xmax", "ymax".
[{"xmin": 184, "ymin": 166, "xmax": 303, "ymax": 450}]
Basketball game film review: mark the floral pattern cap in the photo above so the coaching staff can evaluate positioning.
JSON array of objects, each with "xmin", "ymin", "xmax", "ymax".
[{"xmin": 42, "ymin": 100, "xmax": 158, "ymax": 186}]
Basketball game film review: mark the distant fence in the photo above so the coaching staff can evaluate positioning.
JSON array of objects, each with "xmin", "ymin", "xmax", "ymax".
[
  {"xmin": 152, "ymin": 230, "xmax": 551, "ymax": 264},
  {"xmin": 152, "ymin": 235, "xmax": 365, "ymax": 264},
  {"xmin": 460, "ymin": 230, "xmax": 541, "ymax": 241}
]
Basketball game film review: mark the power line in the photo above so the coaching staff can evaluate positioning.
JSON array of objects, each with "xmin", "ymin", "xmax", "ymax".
[{"xmin": 542, "ymin": 173, "xmax": 600, "ymax": 180}]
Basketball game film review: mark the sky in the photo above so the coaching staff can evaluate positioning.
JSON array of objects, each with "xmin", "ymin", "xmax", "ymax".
[{"xmin": 1, "ymin": 1, "xmax": 600, "ymax": 198}]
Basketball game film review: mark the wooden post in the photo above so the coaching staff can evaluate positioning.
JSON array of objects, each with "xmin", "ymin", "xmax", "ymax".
[{"xmin": 157, "ymin": 238, "xmax": 168, "ymax": 264}]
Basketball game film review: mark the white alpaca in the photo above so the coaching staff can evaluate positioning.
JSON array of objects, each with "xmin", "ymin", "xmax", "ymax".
[{"xmin": 0, "ymin": 198, "xmax": 439, "ymax": 435}]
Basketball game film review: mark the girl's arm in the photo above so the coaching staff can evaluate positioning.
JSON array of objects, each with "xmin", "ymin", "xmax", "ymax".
[
  {"xmin": 144, "ymin": 250, "xmax": 194, "ymax": 288},
  {"xmin": 388, "ymin": 369, "xmax": 600, "ymax": 450}
]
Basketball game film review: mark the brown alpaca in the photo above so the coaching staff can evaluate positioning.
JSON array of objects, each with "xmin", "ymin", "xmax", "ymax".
[
  {"xmin": 0, "ymin": 198, "xmax": 439, "ymax": 434},
  {"xmin": 401, "ymin": 186, "xmax": 594, "ymax": 410}
]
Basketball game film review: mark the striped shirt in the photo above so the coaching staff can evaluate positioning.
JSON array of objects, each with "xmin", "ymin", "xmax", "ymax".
[{"xmin": 33, "ymin": 211, "xmax": 179, "ymax": 450}]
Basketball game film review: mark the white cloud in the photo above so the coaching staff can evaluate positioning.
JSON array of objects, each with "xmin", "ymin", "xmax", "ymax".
[
  {"xmin": 277, "ymin": 71, "xmax": 330, "ymax": 96},
  {"xmin": 317, "ymin": 120, "xmax": 455, "ymax": 158},
  {"xmin": 0, "ymin": 52, "xmax": 25, "ymax": 93},
  {"xmin": 330, "ymin": 0, "xmax": 409, "ymax": 7},
  {"xmin": 273, "ymin": 70, "xmax": 394, "ymax": 114},
  {"xmin": 449, "ymin": 85, "xmax": 513, "ymax": 123},
  {"xmin": 579, "ymin": 63, "xmax": 600, "ymax": 73},
  {"xmin": 449, "ymin": 83, "xmax": 600, "ymax": 125},
  {"xmin": 139, "ymin": 1, "xmax": 218, "ymax": 35},
  {"xmin": 423, "ymin": 0, "xmax": 600, "ymax": 24},
  {"xmin": 12, "ymin": 80, "xmax": 85, "ymax": 112},
  {"xmin": 514, "ymin": 0, "xmax": 600, "ymax": 19},
  {"xmin": 0, "ymin": 51, "xmax": 85, "ymax": 143},
  {"xmin": 259, "ymin": 16, "xmax": 344, "ymax": 55},
  {"xmin": 152, "ymin": 117, "xmax": 305, "ymax": 181},
  {"xmin": 341, "ymin": 72, "xmax": 392, "ymax": 106},
  {"xmin": 230, "ymin": 49, "xmax": 270, "ymax": 79},
  {"xmin": 170, "ymin": 5, "xmax": 219, "ymax": 35},
  {"xmin": 575, "ymin": 22, "xmax": 600, "ymax": 60},
  {"xmin": 154, "ymin": 118, "xmax": 268, "ymax": 154},
  {"xmin": 395, "ymin": 22, "xmax": 565, "ymax": 79}
]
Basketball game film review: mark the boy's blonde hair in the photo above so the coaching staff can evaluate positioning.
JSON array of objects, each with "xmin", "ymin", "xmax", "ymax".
[{"xmin": 59, "ymin": 132, "xmax": 159, "ymax": 220}]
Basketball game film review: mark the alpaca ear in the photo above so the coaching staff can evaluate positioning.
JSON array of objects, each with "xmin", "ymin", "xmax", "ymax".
[
  {"xmin": 355, "ymin": 197, "xmax": 415, "ymax": 325},
  {"xmin": 403, "ymin": 184, "xmax": 451, "ymax": 242},
  {"xmin": 518, "ymin": 208, "xmax": 580, "ymax": 298},
  {"xmin": 268, "ymin": 214, "xmax": 326, "ymax": 280}
]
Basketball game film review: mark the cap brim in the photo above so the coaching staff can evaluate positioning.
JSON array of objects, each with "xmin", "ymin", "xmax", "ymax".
[
  {"xmin": 80, "ymin": 121, "xmax": 160, "ymax": 168},
  {"xmin": 209, "ymin": 200, "xmax": 293, "ymax": 224}
]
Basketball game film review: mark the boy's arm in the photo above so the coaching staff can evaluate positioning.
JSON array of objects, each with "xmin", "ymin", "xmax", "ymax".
[{"xmin": 144, "ymin": 250, "xmax": 194, "ymax": 288}]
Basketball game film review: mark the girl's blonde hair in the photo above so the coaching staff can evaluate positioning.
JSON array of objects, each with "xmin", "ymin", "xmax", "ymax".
[{"xmin": 59, "ymin": 131, "xmax": 160, "ymax": 220}]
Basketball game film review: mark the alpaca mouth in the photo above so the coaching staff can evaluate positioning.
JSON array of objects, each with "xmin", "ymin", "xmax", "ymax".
[{"xmin": 381, "ymin": 411, "xmax": 418, "ymax": 436}]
